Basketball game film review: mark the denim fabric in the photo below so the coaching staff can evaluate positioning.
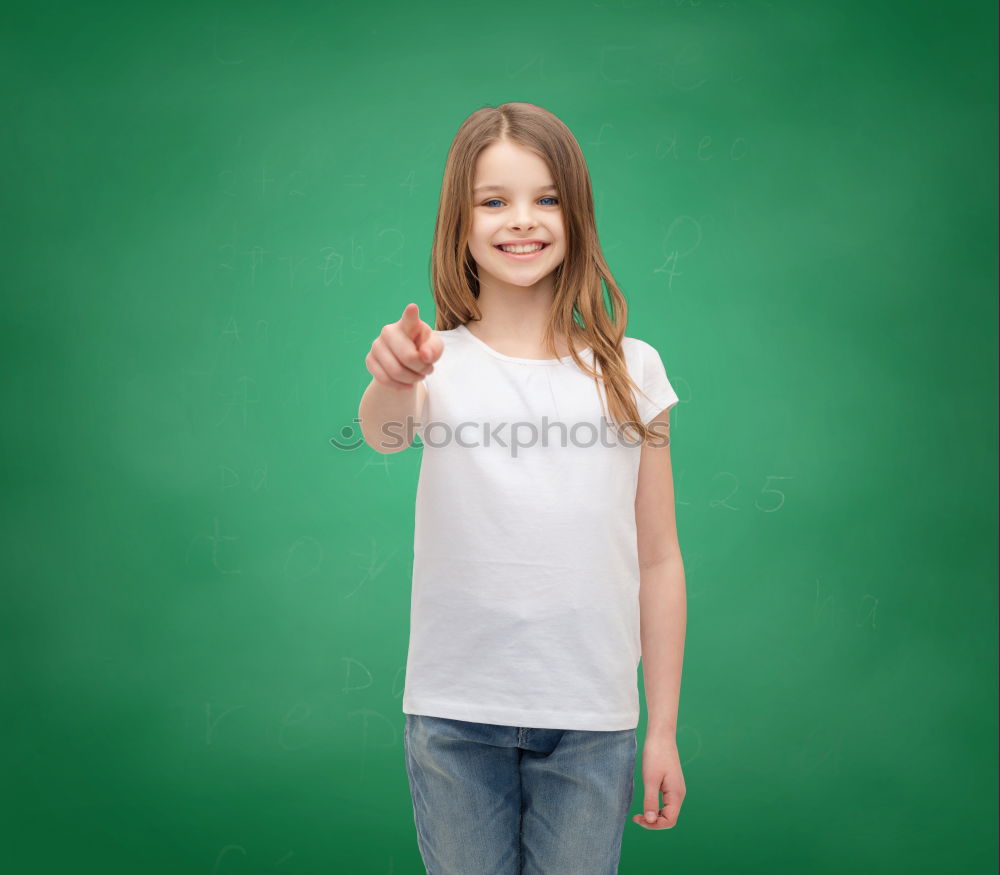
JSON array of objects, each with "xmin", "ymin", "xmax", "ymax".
[{"xmin": 403, "ymin": 713, "xmax": 637, "ymax": 874}]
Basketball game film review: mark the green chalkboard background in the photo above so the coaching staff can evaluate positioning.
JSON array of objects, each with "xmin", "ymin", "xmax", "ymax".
[{"xmin": 3, "ymin": 0, "xmax": 996, "ymax": 872}]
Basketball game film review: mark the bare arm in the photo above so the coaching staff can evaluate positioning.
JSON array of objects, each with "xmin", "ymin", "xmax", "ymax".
[
  {"xmin": 631, "ymin": 405, "xmax": 688, "ymax": 832},
  {"xmin": 636, "ymin": 408, "xmax": 686, "ymax": 737}
]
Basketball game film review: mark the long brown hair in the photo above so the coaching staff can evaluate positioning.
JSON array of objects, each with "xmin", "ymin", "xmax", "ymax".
[{"xmin": 428, "ymin": 101, "xmax": 666, "ymax": 444}]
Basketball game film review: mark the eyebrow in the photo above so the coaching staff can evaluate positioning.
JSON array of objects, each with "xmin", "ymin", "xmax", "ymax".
[{"xmin": 473, "ymin": 184, "xmax": 558, "ymax": 194}]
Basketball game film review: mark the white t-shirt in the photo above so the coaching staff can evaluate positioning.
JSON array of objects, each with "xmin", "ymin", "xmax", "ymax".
[{"xmin": 402, "ymin": 322, "xmax": 679, "ymax": 731}]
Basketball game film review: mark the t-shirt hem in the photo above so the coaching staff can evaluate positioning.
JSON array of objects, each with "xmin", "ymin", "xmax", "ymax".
[{"xmin": 402, "ymin": 695, "xmax": 638, "ymax": 731}]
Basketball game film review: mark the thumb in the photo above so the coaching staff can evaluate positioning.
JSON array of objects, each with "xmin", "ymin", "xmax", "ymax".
[
  {"xmin": 416, "ymin": 329, "xmax": 442, "ymax": 365},
  {"xmin": 643, "ymin": 785, "xmax": 661, "ymax": 824}
]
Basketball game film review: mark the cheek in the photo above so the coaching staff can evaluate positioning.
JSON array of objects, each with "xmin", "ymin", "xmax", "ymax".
[{"xmin": 469, "ymin": 217, "xmax": 492, "ymax": 245}]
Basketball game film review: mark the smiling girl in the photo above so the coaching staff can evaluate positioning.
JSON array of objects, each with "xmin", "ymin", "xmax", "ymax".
[{"xmin": 358, "ymin": 102, "xmax": 687, "ymax": 874}]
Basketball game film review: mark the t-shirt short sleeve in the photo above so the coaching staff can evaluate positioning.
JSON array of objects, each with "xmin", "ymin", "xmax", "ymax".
[{"xmin": 635, "ymin": 339, "xmax": 679, "ymax": 425}]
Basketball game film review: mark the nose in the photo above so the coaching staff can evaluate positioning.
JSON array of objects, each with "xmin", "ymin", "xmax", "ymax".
[{"xmin": 510, "ymin": 202, "xmax": 538, "ymax": 229}]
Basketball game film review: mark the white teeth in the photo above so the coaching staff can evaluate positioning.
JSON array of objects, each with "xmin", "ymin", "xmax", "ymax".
[{"xmin": 498, "ymin": 243, "xmax": 544, "ymax": 253}]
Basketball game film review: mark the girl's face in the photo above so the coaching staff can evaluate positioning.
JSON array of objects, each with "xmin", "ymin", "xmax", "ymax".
[{"xmin": 468, "ymin": 140, "xmax": 566, "ymax": 292}]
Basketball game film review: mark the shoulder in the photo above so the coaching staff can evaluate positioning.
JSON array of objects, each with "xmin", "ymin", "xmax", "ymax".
[
  {"xmin": 420, "ymin": 326, "xmax": 465, "ymax": 388},
  {"xmin": 432, "ymin": 326, "xmax": 466, "ymax": 348},
  {"xmin": 620, "ymin": 335, "xmax": 663, "ymax": 369},
  {"xmin": 427, "ymin": 326, "xmax": 468, "ymax": 365}
]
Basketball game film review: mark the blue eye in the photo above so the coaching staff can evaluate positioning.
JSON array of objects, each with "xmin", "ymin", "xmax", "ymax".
[{"xmin": 481, "ymin": 197, "xmax": 560, "ymax": 208}]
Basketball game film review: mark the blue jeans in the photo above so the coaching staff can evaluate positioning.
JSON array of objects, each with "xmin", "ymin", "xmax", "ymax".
[{"xmin": 403, "ymin": 713, "xmax": 637, "ymax": 874}]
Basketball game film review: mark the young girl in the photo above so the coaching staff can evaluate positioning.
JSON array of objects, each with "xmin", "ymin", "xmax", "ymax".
[{"xmin": 359, "ymin": 102, "xmax": 687, "ymax": 874}]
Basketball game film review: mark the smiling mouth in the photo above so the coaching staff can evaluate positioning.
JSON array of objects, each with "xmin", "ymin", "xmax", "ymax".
[{"xmin": 494, "ymin": 243, "xmax": 549, "ymax": 258}]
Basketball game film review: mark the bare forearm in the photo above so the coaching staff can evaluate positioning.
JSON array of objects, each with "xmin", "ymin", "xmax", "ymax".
[
  {"xmin": 638, "ymin": 554, "xmax": 687, "ymax": 738},
  {"xmin": 358, "ymin": 378, "xmax": 419, "ymax": 454}
]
